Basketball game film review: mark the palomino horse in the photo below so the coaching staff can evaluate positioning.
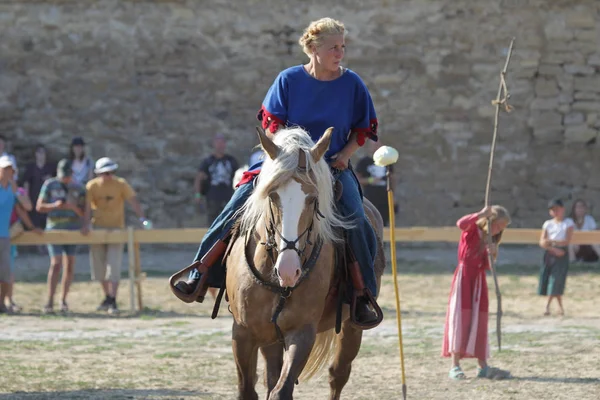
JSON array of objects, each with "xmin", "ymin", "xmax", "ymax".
[{"xmin": 225, "ymin": 126, "xmax": 385, "ymax": 400}]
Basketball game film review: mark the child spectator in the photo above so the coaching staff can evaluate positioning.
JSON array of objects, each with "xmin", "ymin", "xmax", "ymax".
[
  {"xmin": 538, "ymin": 198, "xmax": 574, "ymax": 316},
  {"xmin": 36, "ymin": 159, "xmax": 86, "ymax": 314},
  {"xmin": 8, "ymin": 180, "xmax": 38, "ymax": 312}
]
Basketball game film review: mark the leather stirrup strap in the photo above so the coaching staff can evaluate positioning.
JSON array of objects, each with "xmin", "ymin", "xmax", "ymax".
[
  {"xmin": 169, "ymin": 237, "xmax": 229, "ymax": 303},
  {"xmin": 211, "ymin": 275, "xmax": 227, "ymax": 319},
  {"xmin": 346, "ymin": 250, "xmax": 384, "ymax": 330}
]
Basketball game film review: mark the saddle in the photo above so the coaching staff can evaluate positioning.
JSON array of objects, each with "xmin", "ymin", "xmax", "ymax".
[{"xmin": 170, "ymin": 179, "xmax": 383, "ymax": 330}]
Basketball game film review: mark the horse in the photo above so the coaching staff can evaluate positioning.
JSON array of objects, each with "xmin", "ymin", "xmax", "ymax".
[{"xmin": 224, "ymin": 126, "xmax": 386, "ymax": 400}]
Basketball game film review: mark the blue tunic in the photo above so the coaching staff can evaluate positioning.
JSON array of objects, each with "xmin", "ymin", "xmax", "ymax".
[
  {"xmin": 0, "ymin": 183, "xmax": 15, "ymax": 238},
  {"xmin": 191, "ymin": 65, "xmax": 380, "ymax": 297},
  {"xmin": 257, "ymin": 65, "xmax": 378, "ymax": 161}
]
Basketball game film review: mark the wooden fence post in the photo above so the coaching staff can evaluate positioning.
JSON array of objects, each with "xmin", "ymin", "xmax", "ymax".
[
  {"xmin": 134, "ymin": 241, "xmax": 143, "ymax": 311},
  {"xmin": 127, "ymin": 227, "xmax": 136, "ymax": 313}
]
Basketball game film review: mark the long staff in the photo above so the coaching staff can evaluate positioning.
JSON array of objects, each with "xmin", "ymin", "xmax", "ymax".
[
  {"xmin": 374, "ymin": 147, "xmax": 406, "ymax": 399},
  {"xmin": 485, "ymin": 38, "xmax": 515, "ymax": 352}
]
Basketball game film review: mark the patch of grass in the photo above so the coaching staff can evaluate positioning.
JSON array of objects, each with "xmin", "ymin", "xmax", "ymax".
[
  {"xmin": 154, "ymin": 351, "xmax": 183, "ymax": 359},
  {"xmin": 86, "ymin": 345, "xmax": 113, "ymax": 353},
  {"xmin": 161, "ymin": 320, "xmax": 191, "ymax": 327},
  {"xmin": 3, "ymin": 270, "xmax": 600, "ymax": 400}
]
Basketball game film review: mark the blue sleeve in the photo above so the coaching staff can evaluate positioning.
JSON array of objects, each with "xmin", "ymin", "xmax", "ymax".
[
  {"xmin": 351, "ymin": 76, "xmax": 378, "ymax": 146},
  {"xmin": 257, "ymin": 72, "xmax": 288, "ymax": 133}
]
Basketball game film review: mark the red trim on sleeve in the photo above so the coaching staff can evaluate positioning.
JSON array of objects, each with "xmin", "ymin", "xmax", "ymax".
[
  {"xmin": 257, "ymin": 105, "xmax": 285, "ymax": 134},
  {"xmin": 235, "ymin": 169, "xmax": 261, "ymax": 188},
  {"xmin": 352, "ymin": 118, "xmax": 378, "ymax": 147}
]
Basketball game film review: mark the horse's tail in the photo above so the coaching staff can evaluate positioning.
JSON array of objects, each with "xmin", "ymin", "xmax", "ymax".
[{"xmin": 299, "ymin": 328, "xmax": 338, "ymax": 382}]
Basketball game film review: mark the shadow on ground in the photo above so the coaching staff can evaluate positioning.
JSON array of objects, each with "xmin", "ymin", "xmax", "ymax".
[
  {"xmin": 1, "ymin": 308, "xmax": 201, "ymax": 320},
  {"xmin": 0, "ymin": 389, "xmax": 211, "ymax": 400},
  {"xmin": 514, "ymin": 376, "xmax": 600, "ymax": 385}
]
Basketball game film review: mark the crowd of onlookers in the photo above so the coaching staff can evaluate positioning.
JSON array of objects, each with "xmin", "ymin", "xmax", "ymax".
[
  {"xmin": 2, "ymin": 132, "xmax": 598, "ymax": 317},
  {"xmin": 1, "ymin": 133, "xmax": 266, "ymax": 315},
  {"xmin": 1, "ymin": 135, "xmax": 150, "ymax": 315}
]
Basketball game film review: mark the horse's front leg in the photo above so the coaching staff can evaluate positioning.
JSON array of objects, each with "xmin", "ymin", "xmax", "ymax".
[
  {"xmin": 260, "ymin": 342, "xmax": 285, "ymax": 398},
  {"xmin": 328, "ymin": 320, "xmax": 363, "ymax": 400},
  {"xmin": 269, "ymin": 324, "xmax": 316, "ymax": 400},
  {"xmin": 232, "ymin": 322, "xmax": 259, "ymax": 400}
]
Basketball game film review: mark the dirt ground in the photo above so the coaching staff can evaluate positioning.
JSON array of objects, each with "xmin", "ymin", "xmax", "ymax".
[{"xmin": 1, "ymin": 245, "xmax": 599, "ymax": 399}]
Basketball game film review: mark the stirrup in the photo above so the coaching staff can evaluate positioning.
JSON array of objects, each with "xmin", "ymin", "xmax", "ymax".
[
  {"xmin": 350, "ymin": 289, "xmax": 383, "ymax": 330},
  {"xmin": 169, "ymin": 261, "xmax": 208, "ymax": 303}
]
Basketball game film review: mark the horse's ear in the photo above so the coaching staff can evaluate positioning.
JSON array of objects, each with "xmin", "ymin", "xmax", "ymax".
[
  {"xmin": 256, "ymin": 126, "xmax": 279, "ymax": 160},
  {"xmin": 310, "ymin": 127, "xmax": 333, "ymax": 162}
]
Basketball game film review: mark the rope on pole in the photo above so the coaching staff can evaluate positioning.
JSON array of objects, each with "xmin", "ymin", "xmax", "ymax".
[{"xmin": 485, "ymin": 37, "xmax": 516, "ymax": 352}]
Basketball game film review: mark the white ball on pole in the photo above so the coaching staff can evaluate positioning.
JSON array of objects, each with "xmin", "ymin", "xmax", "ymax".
[{"xmin": 372, "ymin": 146, "xmax": 399, "ymax": 167}]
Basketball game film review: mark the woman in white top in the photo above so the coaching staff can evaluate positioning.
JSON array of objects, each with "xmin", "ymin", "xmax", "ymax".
[
  {"xmin": 538, "ymin": 198, "xmax": 574, "ymax": 316},
  {"xmin": 68, "ymin": 137, "xmax": 93, "ymax": 186},
  {"xmin": 567, "ymin": 199, "xmax": 600, "ymax": 262}
]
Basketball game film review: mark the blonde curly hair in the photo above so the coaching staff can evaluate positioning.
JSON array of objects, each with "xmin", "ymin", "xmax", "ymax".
[{"xmin": 298, "ymin": 17, "xmax": 346, "ymax": 57}]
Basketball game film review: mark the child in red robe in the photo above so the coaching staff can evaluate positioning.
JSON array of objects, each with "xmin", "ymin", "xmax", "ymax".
[{"xmin": 442, "ymin": 205, "xmax": 512, "ymax": 380}]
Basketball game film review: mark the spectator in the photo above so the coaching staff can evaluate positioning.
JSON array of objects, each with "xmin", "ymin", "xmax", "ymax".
[
  {"xmin": 194, "ymin": 134, "xmax": 239, "ymax": 222},
  {"xmin": 36, "ymin": 159, "xmax": 86, "ymax": 314},
  {"xmin": 68, "ymin": 137, "xmax": 94, "ymax": 186},
  {"xmin": 248, "ymin": 148, "xmax": 264, "ymax": 168},
  {"xmin": 21, "ymin": 144, "xmax": 55, "ymax": 231},
  {"xmin": 8, "ymin": 179, "xmax": 37, "ymax": 313},
  {"xmin": 538, "ymin": 198, "xmax": 574, "ymax": 316},
  {"xmin": 0, "ymin": 135, "xmax": 18, "ymax": 182},
  {"xmin": 1, "ymin": 156, "xmax": 41, "ymax": 313},
  {"xmin": 355, "ymin": 140, "xmax": 395, "ymax": 226},
  {"xmin": 82, "ymin": 157, "xmax": 149, "ymax": 314},
  {"xmin": 567, "ymin": 199, "xmax": 600, "ymax": 262}
]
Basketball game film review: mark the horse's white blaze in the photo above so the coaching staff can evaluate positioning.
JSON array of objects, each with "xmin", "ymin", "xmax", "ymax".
[{"xmin": 274, "ymin": 179, "xmax": 305, "ymax": 288}]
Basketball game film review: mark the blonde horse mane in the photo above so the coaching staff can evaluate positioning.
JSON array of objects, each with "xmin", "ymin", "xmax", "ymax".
[{"xmin": 237, "ymin": 126, "xmax": 351, "ymax": 242}]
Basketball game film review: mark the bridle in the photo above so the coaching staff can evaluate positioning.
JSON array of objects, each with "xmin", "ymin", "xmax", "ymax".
[{"xmin": 260, "ymin": 196, "xmax": 325, "ymax": 264}]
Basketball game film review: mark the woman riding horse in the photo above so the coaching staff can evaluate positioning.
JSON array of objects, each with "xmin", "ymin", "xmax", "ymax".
[{"xmin": 173, "ymin": 17, "xmax": 380, "ymax": 325}]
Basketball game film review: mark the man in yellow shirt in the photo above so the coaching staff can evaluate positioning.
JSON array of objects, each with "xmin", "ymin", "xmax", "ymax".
[{"xmin": 82, "ymin": 157, "xmax": 149, "ymax": 314}]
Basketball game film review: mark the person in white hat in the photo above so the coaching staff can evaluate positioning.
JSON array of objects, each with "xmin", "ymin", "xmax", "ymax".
[
  {"xmin": 81, "ymin": 157, "xmax": 151, "ymax": 314},
  {"xmin": 0, "ymin": 155, "xmax": 17, "ymax": 313},
  {"xmin": 0, "ymin": 136, "xmax": 18, "ymax": 182},
  {"xmin": 0, "ymin": 156, "xmax": 42, "ymax": 313}
]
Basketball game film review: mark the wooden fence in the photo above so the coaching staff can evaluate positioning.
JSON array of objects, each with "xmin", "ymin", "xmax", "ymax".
[{"xmin": 12, "ymin": 228, "xmax": 600, "ymax": 311}]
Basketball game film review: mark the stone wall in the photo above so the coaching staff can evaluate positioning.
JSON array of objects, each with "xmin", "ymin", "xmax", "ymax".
[{"xmin": 1, "ymin": 0, "xmax": 599, "ymax": 228}]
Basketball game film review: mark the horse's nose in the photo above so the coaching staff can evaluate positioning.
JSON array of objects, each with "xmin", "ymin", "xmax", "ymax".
[
  {"xmin": 275, "ymin": 251, "xmax": 301, "ymax": 288},
  {"xmin": 277, "ymin": 267, "xmax": 301, "ymax": 288}
]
